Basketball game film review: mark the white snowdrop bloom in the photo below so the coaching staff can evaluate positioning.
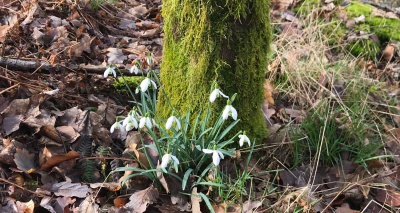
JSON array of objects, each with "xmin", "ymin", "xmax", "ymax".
[
  {"xmin": 104, "ymin": 66, "xmax": 116, "ymax": 78},
  {"xmin": 122, "ymin": 114, "xmax": 138, "ymax": 131},
  {"xmin": 238, "ymin": 133, "xmax": 251, "ymax": 147},
  {"xmin": 161, "ymin": 153, "xmax": 179, "ymax": 169},
  {"xmin": 110, "ymin": 121, "xmax": 122, "ymax": 133},
  {"xmin": 139, "ymin": 116, "xmax": 155, "ymax": 129},
  {"xmin": 209, "ymin": 89, "xmax": 228, "ymax": 103},
  {"xmin": 130, "ymin": 65, "xmax": 140, "ymax": 74},
  {"xmin": 222, "ymin": 105, "xmax": 238, "ymax": 120},
  {"xmin": 166, "ymin": 116, "xmax": 181, "ymax": 130},
  {"xmin": 202, "ymin": 149, "xmax": 224, "ymax": 166},
  {"xmin": 140, "ymin": 78, "xmax": 157, "ymax": 92}
]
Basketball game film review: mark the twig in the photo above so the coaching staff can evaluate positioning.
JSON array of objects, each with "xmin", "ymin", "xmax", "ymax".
[{"xmin": 0, "ymin": 177, "xmax": 45, "ymax": 197}]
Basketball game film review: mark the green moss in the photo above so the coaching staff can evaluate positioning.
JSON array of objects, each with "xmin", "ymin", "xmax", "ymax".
[
  {"xmin": 346, "ymin": 1, "xmax": 400, "ymax": 42},
  {"xmin": 158, "ymin": 0, "xmax": 271, "ymax": 142},
  {"xmin": 346, "ymin": 2, "xmax": 374, "ymax": 17},
  {"xmin": 347, "ymin": 39, "xmax": 380, "ymax": 60},
  {"xmin": 113, "ymin": 76, "xmax": 144, "ymax": 92}
]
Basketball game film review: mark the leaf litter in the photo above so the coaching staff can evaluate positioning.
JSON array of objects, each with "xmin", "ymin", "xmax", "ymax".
[{"xmin": 0, "ymin": 0, "xmax": 400, "ymax": 212}]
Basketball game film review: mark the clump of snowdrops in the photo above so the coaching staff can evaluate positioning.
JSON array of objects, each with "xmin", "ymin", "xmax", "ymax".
[{"xmin": 104, "ymin": 54, "xmax": 254, "ymax": 208}]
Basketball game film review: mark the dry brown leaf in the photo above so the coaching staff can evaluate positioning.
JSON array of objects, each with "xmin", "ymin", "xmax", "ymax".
[
  {"xmin": 125, "ymin": 185, "xmax": 159, "ymax": 213},
  {"xmin": 15, "ymin": 200, "xmax": 34, "ymax": 213},
  {"xmin": 78, "ymin": 194, "xmax": 99, "ymax": 213},
  {"xmin": 129, "ymin": 4, "xmax": 149, "ymax": 18},
  {"xmin": 39, "ymin": 147, "xmax": 52, "ymax": 169},
  {"xmin": 335, "ymin": 203, "xmax": 359, "ymax": 213},
  {"xmin": 264, "ymin": 79, "xmax": 275, "ymax": 105},
  {"xmin": 382, "ymin": 44, "xmax": 395, "ymax": 62},
  {"xmin": 2, "ymin": 115, "xmax": 23, "ymax": 135},
  {"xmin": 39, "ymin": 125, "xmax": 63, "ymax": 144},
  {"xmin": 41, "ymin": 181, "xmax": 91, "ymax": 198},
  {"xmin": 375, "ymin": 188, "xmax": 400, "ymax": 207},
  {"xmin": 90, "ymin": 182, "xmax": 121, "ymax": 191},
  {"xmin": 107, "ymin": 48, "xmax": 127, "ymax": 64},
  {"xmin": 40, "ymin": 150, "xmax": 80, "ymax": 170},
  {"xmin": 114, "ymin": 197, "xmax": 127, "ymax": 208},
  {"xmin": 243, "ymin": 200, "xmax": 262, "ymax": 213},
  {"xmin": 56, "ymin": 126, "xmax": 79, "ymax": 143},
  {"xmin": 14, "ymin": 148, "xmax": 37, "ymax": 173}
]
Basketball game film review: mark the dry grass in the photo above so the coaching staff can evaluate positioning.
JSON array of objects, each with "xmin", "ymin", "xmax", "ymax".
[{"xmin": 265, "ymin": 8, "xmax": 399, "ymax": 212}]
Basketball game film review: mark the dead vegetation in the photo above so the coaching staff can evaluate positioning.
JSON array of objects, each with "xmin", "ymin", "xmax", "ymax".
[{"xmin": 0, "ymin": 0, "xmax": 399, "ymax": 212}]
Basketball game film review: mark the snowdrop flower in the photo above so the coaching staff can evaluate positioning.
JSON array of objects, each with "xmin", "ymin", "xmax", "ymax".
[
  {"xmin": 122, "ymin": 113, "xmax": 138, "ymax": 131},
  {"xmin": 140, "ymin": 78, "xmax": 157, "ymax": 92},
  {"xmin": 203, "ymin": 149, "xmax": 224, "ymax": 166},
  {"xmin": 238, "ymin": 132, "xmax": 251, "ymax": 147},
  {"xmin": 110, "ymin": 121, "xmax": 122, "ymax": 133},
  {"xmin": 130, "ymin": 65, "xmax": 140, "ymax": 74},
  {"xmin": 139, "ymin": 116, "xmax": 155, "ymax": 129},
  {"xmin": 209, "ymin": 89, "xmax": 228, "ymax": 103},
  {"xmin": 166, "ymin": 116, "xmax": 181, "ymax": 130},
  {"xmin": 222, "ymin": 105, "xmax": 238, "ymax": 120},
  {"xmin": 161, "ymin": 153, "xmax": 179, "ymax": 169},
  {"xmin": 104, "ymin": 66, "xmax": 116, "ymax": 78}
]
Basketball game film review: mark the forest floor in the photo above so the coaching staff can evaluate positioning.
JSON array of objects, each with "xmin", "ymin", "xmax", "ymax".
[{"xmin": 0, "ymin": 0, "xmax": 400, "ymax": 212}]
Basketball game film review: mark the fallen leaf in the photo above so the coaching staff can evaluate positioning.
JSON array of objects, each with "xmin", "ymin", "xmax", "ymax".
[
  {"xmin": 114, "ymin": 197, "xmax": 127, "ymax": 208},
  {"xmin": 107, "ymin": 48, "xmax": 127, "ymax": 64},
  {"xmin": 90, "ymin": 182, "xmax": 121, "ymax": 191},
  {"xmin": 78, "ymin": 194, "xmax": 99, "ymax": 213},
  {"xmin": 14, "ymin": 148, "xmax": 37, "ymax": 173},
  {"xmin": 243, "ymin": 200, "xmax": 262, "ymax": 213},
  {"xmin": 40, "ymin": 150, "xmax": 80, "ymax": 170},
  {"xmin": 335, "ymin": 203, "xmax": 359, "ymax": 213},
  {"xmin": 375, "ymin": 188, "xmax": 400, "ymax": 207},
  {"xmin": 264, "ymin": 79, "xmax": 275, "ymax": 105},
  {"xmin": 42, "ymin": 182, "xmax": 91, "ymax": 198},
  {"xmin": 125, "ymin": 185, "xmax": 159, "ymax": 213},
  {"xmin": 382, "ymin": 44, "xmax": 395, "ymax": 62},
  {"xmin": 16, "ymin": 200, "xmax": 34, "ymax": 213}
]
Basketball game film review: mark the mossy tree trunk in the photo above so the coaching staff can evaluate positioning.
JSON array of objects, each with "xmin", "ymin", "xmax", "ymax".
[{"xmin": 158, "ymin": 0, "xmax": 271, "ymax": 141}]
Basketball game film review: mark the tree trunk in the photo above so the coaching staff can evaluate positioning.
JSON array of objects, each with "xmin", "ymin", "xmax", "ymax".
[{"xmin": 158, "ymin": 0, "xmax": 271, "ymax": 141}]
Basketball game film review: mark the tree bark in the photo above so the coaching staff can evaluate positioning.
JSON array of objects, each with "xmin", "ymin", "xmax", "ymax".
[{"xmin": 158, "ymin": 0, "xmax": 271, "ymax": 141}]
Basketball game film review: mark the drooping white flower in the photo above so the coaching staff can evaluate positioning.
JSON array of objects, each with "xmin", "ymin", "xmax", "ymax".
[
  {"xmin": 209, "ymin": 89, "xmax": 228, "ymax": 103},
  {"xmin": 122, "ymin": 113, "xmax": 138, "ymax": 131},
  {"xmin": 104, "ymin": 66, "xmax": 116, "ymax": 78},
  {"xmin": 139, "ymin": 116, "xmax": 155, "ymax": 129},
  {"xmin": 202, "ymin": 149, "xmax": 224, "ymax": 166},
  {"xmin": 222, "ymin": 105, "xmax": 238, "ymax": 120},
  {"xmin": 161, "ymin": 153, "xmax": 179, "ymax": 168},
  {"xmin": 166, "ymin": 116, "xmax": 181, "ymax": 130},
  {"xmin": 140, "ymin": 78, "xmax": 157, "ymax": 92},
  {"xmin": 110, "ymin": 121, "xmax": 122, "ymax": 133},
  {"xmin": 238, "ymin": 133, "xmax": 251, "ymax": 147},
  {"xmin": 129, "ymin": 65, "xmax": 140, "ymax": 74}
]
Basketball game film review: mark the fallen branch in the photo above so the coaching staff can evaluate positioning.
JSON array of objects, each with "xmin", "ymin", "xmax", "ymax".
[
  {"xmin": 0, "ymin": 57, "xmax": 159, "ymax": 76},
  {"xmin": 360, "ymin": 0, "xmax": 400, "ymax": 18}
]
